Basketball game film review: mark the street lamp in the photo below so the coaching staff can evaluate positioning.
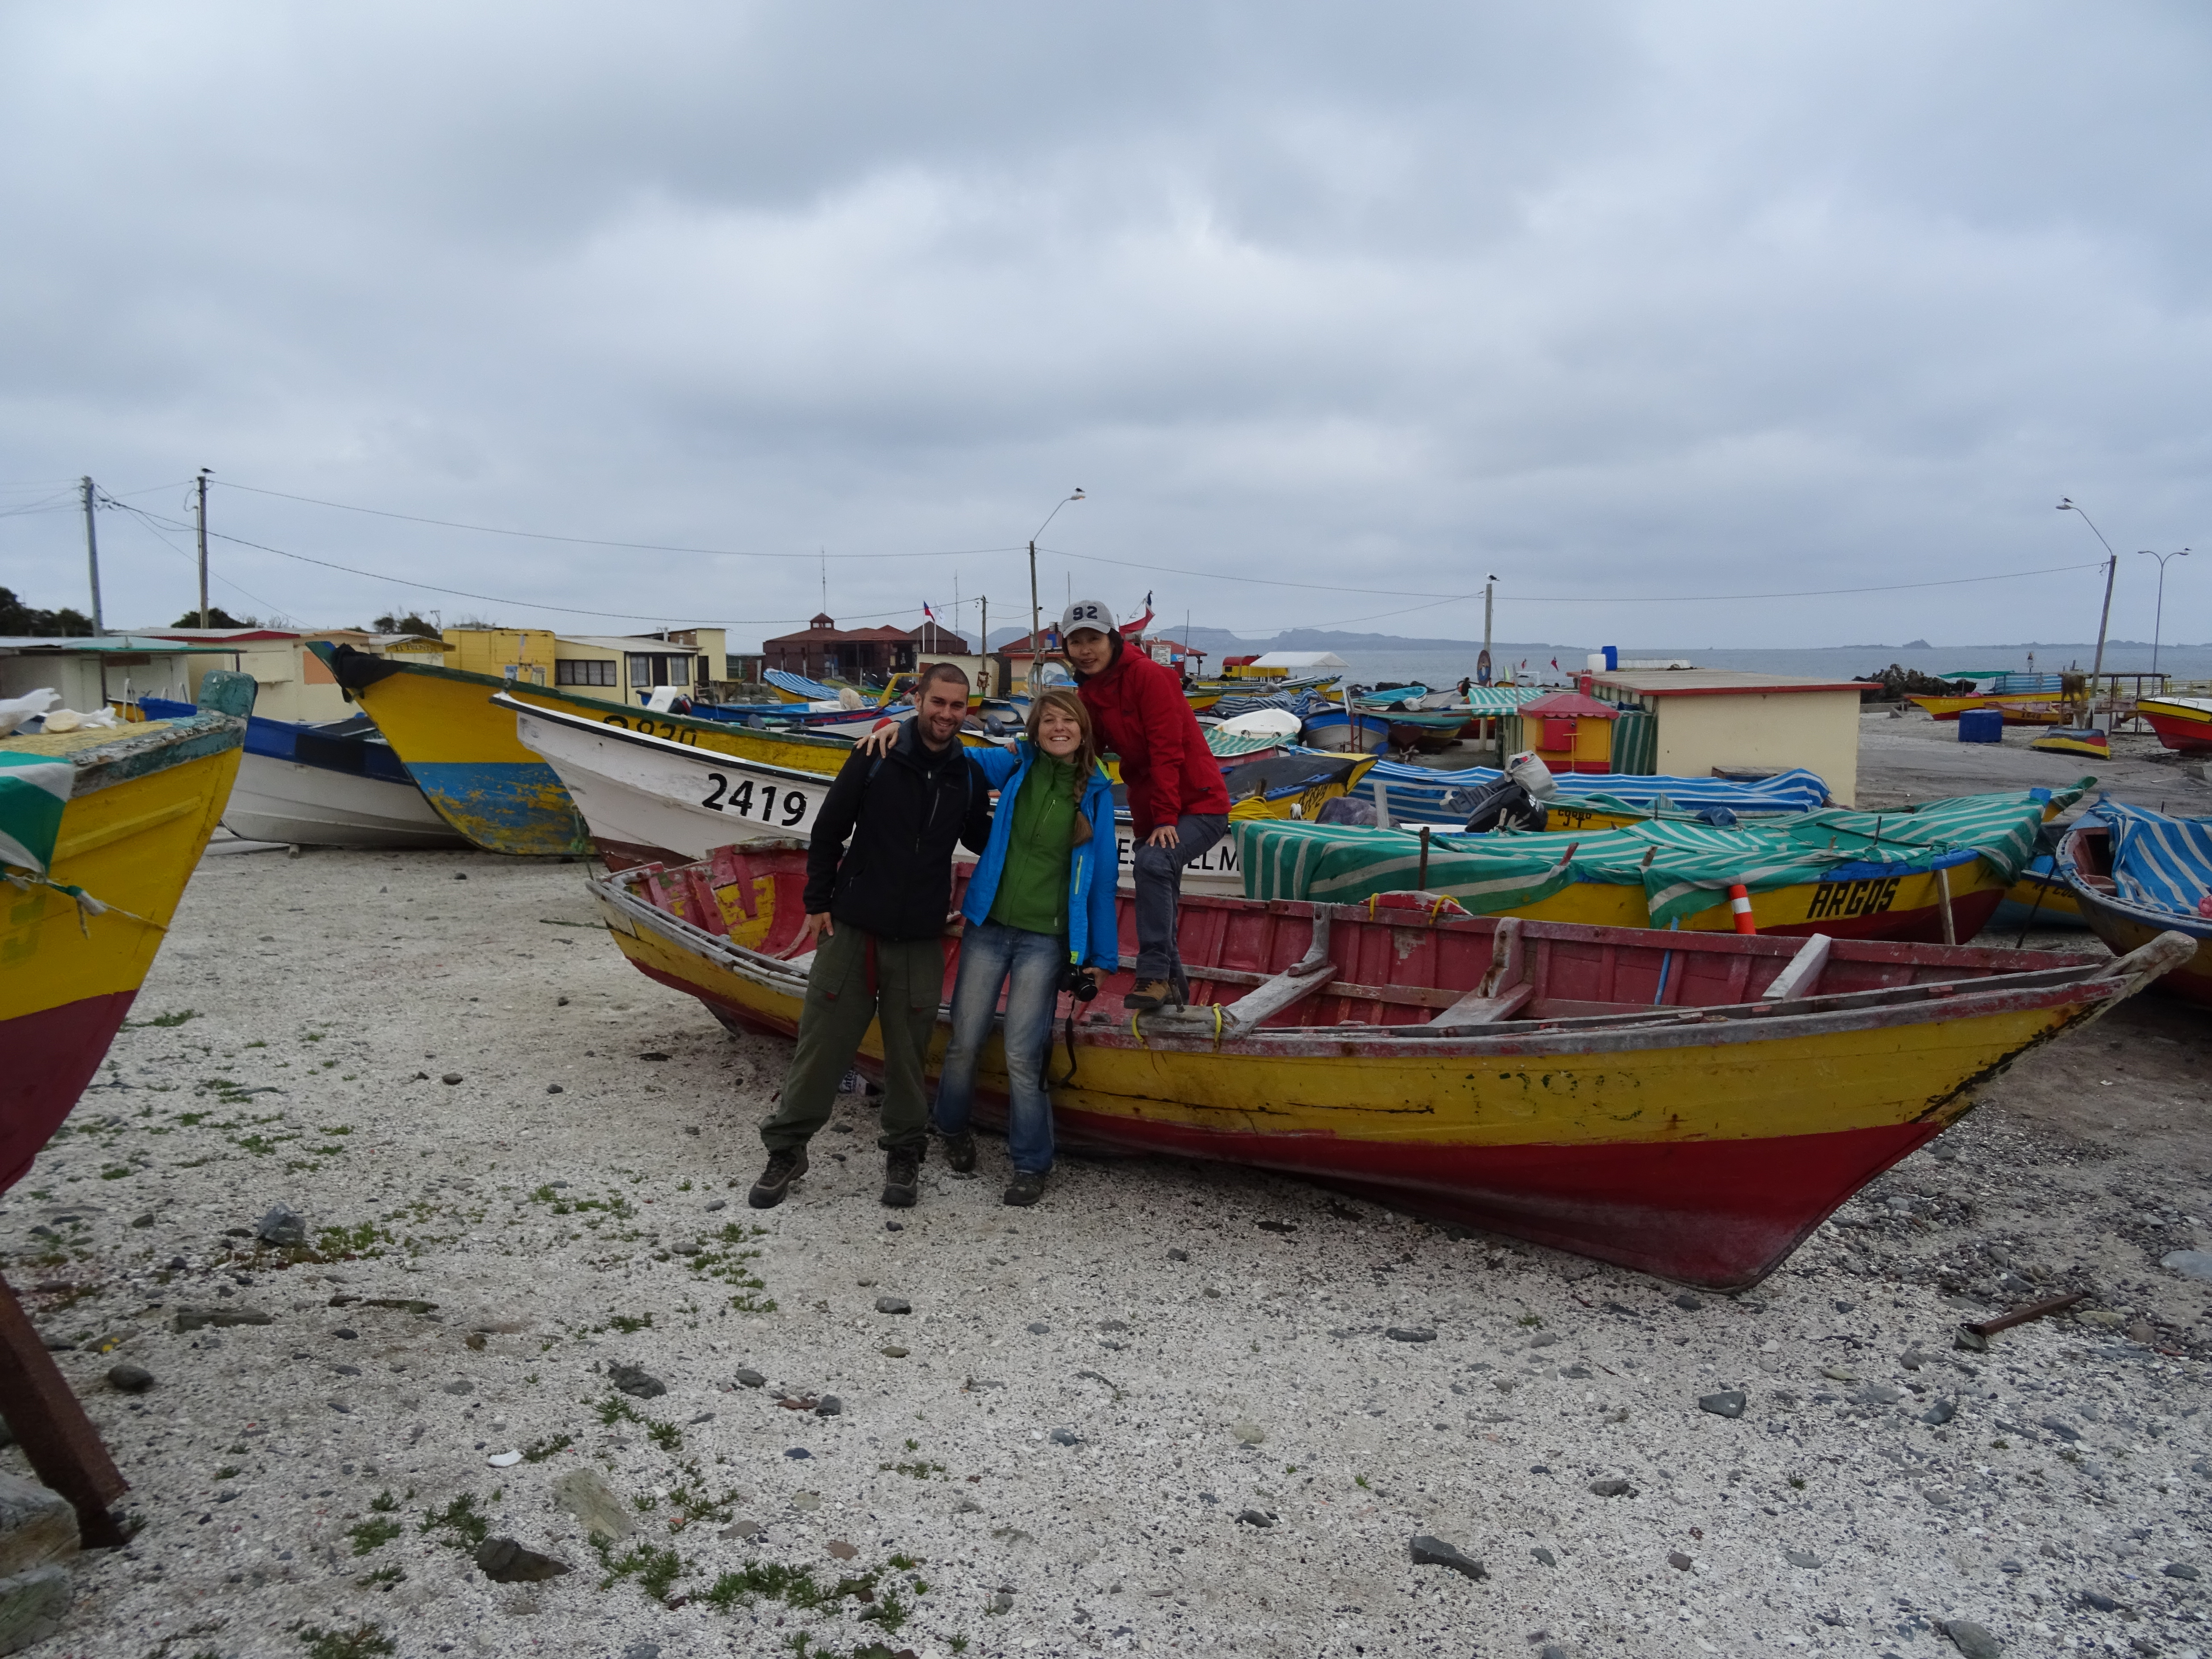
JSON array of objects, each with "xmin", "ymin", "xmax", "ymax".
[
  {"xmin": 1027, "ymin": 489, "xmax": 1085, "ymax": 692},
  {"xmin": 2058, "ymin": 498, "xmax": 2120, "ymax": 721},
  {"xmin": 2139, "ymin": 547, "xmax": 2191, "ymax": 679}
]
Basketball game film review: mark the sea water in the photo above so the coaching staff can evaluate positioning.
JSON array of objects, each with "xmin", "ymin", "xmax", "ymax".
[{"xmin": 1291, "ymin": 640, "xmax": 2212, "ymax": 692}]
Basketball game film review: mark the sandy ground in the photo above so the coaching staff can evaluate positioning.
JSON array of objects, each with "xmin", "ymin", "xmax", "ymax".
[{"xmin": 6, "ymin": 728, "xmax": 2212, "ymax": 1659}]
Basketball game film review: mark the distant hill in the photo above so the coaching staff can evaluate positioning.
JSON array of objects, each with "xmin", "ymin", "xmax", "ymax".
[{"xmin": 983, "ymin": 622, "xmax": 1574, "ymax": 654}]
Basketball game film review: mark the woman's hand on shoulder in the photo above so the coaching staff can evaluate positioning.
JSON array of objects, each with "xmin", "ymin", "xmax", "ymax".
[{"xmin": 852, "ymin": 722, "xmax": 900, "ymax": 759}]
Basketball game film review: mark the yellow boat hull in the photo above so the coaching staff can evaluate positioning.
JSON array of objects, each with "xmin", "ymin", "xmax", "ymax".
[
  {"xmin": 591, "ymin": 846, "xmax": 2170, "ymax": 1286},
  {"xmin": 3, "ymin": 717, "xmax": 242, "ymax": 1192}
]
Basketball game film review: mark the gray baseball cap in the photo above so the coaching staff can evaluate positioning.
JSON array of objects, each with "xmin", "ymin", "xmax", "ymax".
[{"xmin": 1060, "ymin": 598, "xmax": 1116, "ymax": 635}]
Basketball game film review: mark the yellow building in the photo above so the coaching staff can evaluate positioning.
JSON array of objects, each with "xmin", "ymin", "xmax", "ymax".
[
  {"xmin": 402, "ymin": 627, "xmax": 732, "ymax": 706},
  {"xmin": 137, "ymin": 628, "xmax": 436, "ymax": 722},
  {"xmin": 1587, "ymin": 669, "xmax": 1864, "ymax": 805}
]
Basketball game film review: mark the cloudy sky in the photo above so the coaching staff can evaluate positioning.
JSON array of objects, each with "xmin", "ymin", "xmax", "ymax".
[{"xmin": 3, "ymin": 1, "xmax": 2208, "ymax": 651}]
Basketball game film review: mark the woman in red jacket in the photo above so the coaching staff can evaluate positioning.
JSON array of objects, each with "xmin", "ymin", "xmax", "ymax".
[{"xmin": 1060, "ymin": 599, "xmax": 1231, "ymax": 1010}]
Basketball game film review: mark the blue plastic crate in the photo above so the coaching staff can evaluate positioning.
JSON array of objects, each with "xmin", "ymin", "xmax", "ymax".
[{"xmin": 1957, "ymin": 708, "xmax": 2004, "ymax": 744}]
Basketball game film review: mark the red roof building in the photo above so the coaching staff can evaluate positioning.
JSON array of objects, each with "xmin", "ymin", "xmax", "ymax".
[{"xmin": 760, "ymin": 614, "xmax": 969, "ymax": 681}]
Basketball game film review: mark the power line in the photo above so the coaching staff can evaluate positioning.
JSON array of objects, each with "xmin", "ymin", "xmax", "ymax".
[
  {"xmin": 1038, "ymin": 545, "xmax": 2108, "ymax": 605},
  {"xmin": 108, "ymin": 500, "xmax": 968, "ymax": 631},
  {"xmin": 215, "ymin": 478, "xmax": 1023, "ymax": 563}
]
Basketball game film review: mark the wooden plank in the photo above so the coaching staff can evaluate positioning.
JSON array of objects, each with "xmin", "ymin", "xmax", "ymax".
[
  {"xmin": 1225, "ymin": 966, "xmax": 1341, "ymax": 1028},
  {"xmin": 1429, "ymin": 981, "xmax": 1537, "ymax": 1029},
  {"xmin": 1759, "ymin": 932, "xmax": 1833, "ymax": 1001},
  {"xmin": 0, "ymin": 1275, "xmax": 125, "ymax": 1545}
]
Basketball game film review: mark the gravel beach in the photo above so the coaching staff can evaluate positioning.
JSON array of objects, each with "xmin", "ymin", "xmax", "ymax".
[{"xmin": 7, "ymin": 716, "xmax": 2211, "ymax": 1659}]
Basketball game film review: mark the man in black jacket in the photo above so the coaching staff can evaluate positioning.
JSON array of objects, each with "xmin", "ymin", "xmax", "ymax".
[{"xmin": 749, "ymin": 664, "xmax": 992, "ymax": 1210}]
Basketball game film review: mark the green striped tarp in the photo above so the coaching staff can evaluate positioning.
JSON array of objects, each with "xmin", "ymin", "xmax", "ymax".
[
  {"xmin": 1205, "ymin": 728, "xmax": 1294, "ymax": 760},
  {"xmin": 1237, "ymin": 780, "xmax": 2089, "ymax": 927}
]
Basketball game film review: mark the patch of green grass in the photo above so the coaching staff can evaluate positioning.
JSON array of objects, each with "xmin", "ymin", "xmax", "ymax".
[
  {"xmin": 608, "ymin": 1312, "xmax": 652, "ymax": 1334},
  {"xmin": 214, "ymin": 1465, "xmax": 241, "ymax": 1481},
  {"xmin": 521, "ymin": 1433, "xmax": 572, "ymax": 1464},
  {"xmin": 244, "ymin": 1039, "xmax": 266, "ymax": 1048},
  {"xmin": 126, "ymin": 1009, "xmax": 198, "ymax": 1030},
  {"xmin": 292, "ymin": 1624, "xmax": 394, "ymax": 1659},
  {"xmin": 595, "ymin": 1394, "xmax": 641, "ymax": 1426},
  {"xmin": 313, "ymin": 1222, "xmax": 390, "ymax": 1258},
  {"xmin": 883, "ymin": 1460, "xmax": 945, "ymax": 1479},
  {"xmin": 1787, "ymin": 1476, "xmax": 1806, "ymax": 1490},
  {"xmin": 347, "ymin": 1516, "xmax": 402, "ymax": 1556},
  {"xmin": 368, "ymin": 1489, "xmax": 402, "ymax": 1512},
  {"xmin": 98, "ymin": 1166, "xmax": 134, "ymax": 1181},
  {"xmin": 646, "ymin": 1420, "xmax": 684, "ymax": 1452},
  {"xmin": 1353, "ymin": 1474, "xmax": 1370, "ymax": 1490},
  {"xmin": 1516, "ymin": 1313, "xmax": 1543, "ymax": 1328},
  {"xmin": 355, "ymin": 1565, "xmax": 404, "ymax": 1590},
  {"xmin": 419, "ymin": 1493, "xmax": 490, "ymax": 1551},
  {"xmin": 690, "ymin": 1220, "xmax": 777, "ymax": 1313},
  {"xmin": 600, "ymin": 1542, "xmax": 684, "ymax": 1603}
]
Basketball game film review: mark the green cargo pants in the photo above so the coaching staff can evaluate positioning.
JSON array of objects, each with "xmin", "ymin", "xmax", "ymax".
[{"xmin": 760, "ymin": 922, "xmax": 943, "ymax": 1155}]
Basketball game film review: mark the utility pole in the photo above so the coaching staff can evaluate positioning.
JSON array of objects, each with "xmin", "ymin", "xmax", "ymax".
[
  {"xmin": 195, "ymin": 469, "xmax": 212, "ymax": 628},
  {"xmin": 980, "ymin": 595, "xmax": 989, "ymax": 695},
  {"xmin": 80, "ymin": 477, "xmax": 104, "ymax": 635},
  {"xmin": 2059, "ymin": 499, "xmax": 2121, "ymax": 729},
  {"xmin": 1027, "ymin": 540, "xmax": 1042, "ymax": 694},
  {"xmin": 1026, "ymin": 489, "xmax": 1085, "ymax": 693},
  {"xmin": 1481, "ymin": 576, "xmax": 1495, "ymax": 685}
]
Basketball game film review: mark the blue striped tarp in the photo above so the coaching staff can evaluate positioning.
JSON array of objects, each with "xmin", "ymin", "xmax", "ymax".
[
  {"xmin": 1348, "ymin": 760, "xmax": 1833, "ymax": 821},
  {"xmin": 1214, "ymin": 688, "xmax": 1329, "ymax": 720},
  {"xmin": 765, "ymin": 669, "xmax": 841, "ymax": 701},
  {"xmin": 2091, "ymin": 800, "xmax": 2212, "ymax": 917}
]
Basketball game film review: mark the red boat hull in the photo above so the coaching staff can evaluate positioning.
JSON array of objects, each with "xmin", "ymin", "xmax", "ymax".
[
  {"xmin": 2141, "ymin": 710, "xmax": 2212, "ymax": 755},
  {"xmin": 0, "ymin": 992, "xmax": 134, "ymax": 1196}
]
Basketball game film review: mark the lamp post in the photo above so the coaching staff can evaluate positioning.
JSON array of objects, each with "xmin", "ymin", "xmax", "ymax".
[
  {"xmin": 2058, "ymin": 498, "xmax": 2119, "ymax": 724},
  {"xmin": 1027, "ymin": 489, "xmax": 1085, "ymax": 692},
  {"xmin": 2139, "ymin": 548, "xmax": 2190, "ymax": 680}
]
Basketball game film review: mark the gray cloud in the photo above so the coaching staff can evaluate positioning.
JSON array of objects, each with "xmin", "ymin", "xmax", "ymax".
[{"xmin": 3, "ymin": 0, "xmax": 2207, "ymax": 649}]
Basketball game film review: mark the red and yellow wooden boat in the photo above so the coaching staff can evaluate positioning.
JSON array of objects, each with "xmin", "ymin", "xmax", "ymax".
[
  {"xmin": 2136, "ymin": 696, "xmax": 2212, "ymax": 755},
  {"xmin": 590, "ymin": 841, "xmax": 2189, "ymax": 1288},
  {"xmin": 2, "ymin": 683, "xmax": 247, "ymax": 1193}
]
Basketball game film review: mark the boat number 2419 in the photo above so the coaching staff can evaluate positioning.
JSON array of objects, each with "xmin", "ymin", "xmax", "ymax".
[{"xmin": 702, "ymin": 775, "xmax": 809, "ymax": 827}]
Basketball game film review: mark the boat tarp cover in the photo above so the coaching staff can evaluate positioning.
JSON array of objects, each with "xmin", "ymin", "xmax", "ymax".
[
  {"xmin": 0, "ymin": 749, "xmax": 73, "ymax": 874},
  {"xmin": 1237, "ymin": 781, "xmax": 2090, "ymax": 925},
  {"xmin": 1205, "ymin": 729, "xmax": 1292, "ymax": 760},
  {"xmin": 1349, "ymin": 760, "xmax": 1833, "ymax": 819},
  {"xmin": 2090, "ymin": 799, "xmax": 2212, "ymax": 917},
  {"xmin": 764, "ymin": 669, "xmax": 841, "ymax": 701}
]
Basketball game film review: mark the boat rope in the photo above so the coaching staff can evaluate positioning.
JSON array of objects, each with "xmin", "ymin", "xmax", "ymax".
[{"xmin": 2, "ymin": 870, "xmax": 163, "ymax": 938}]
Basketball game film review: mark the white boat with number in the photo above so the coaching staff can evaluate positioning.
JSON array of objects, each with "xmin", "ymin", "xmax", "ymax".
[{"xmin": 501, "ymin": 693, "xmax": 835, "ymax": 868}]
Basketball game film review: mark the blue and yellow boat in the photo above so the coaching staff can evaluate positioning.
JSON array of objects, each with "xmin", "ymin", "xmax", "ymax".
[{"xmin": 311, "ymin": 645, "xmax": 858, "ymax": 856}]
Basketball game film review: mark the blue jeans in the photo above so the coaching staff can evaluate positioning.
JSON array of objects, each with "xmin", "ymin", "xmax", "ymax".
[
  {"xmin": 1130, "ymin": 812, "xmax": 1229, "ymax": 982},
  {"xmin": 932, "ymin": 920, "xmax": 1065, "ymax": 1175}
]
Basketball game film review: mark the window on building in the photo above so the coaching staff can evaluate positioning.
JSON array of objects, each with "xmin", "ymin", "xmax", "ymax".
[
  {"xmin": 556, "ymin": 659, "xmax": 617, "ymax": 687},
  {"xmin": 697, "ymin": 655, "xmax": 711, "ymax": 683},
  {"xmin": 628, "ymin": 655, "xmax": 654, "ymax": 688}
]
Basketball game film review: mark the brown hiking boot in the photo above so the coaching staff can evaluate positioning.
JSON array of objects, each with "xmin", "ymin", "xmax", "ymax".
[
  {"xmin": 748, "ymin": 1147, "xmax": 808, "ymax": 1209},
  {"xmin": 882, "ymin": 1147, "xmax": 922, "ymax": 1208},
  {"xmin": 1002, "ymin": 1171, "xmax": 1047, "ymax": 1207},
  {"xmin": 1123, "ymin": 978, "xmax": 1171, "ymax": 1012}
]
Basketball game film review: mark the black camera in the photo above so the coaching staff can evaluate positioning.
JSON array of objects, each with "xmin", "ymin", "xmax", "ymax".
[{"xmin": 1061, "ymin": 962, "xmax": 1098, "ymax": 1002}]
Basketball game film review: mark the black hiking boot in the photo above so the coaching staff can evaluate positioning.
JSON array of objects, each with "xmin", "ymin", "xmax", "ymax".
[
  {"xmin": 940, "ymin": 1130, "xmax": 977, "ymax": 1174},
  {"xmin": 748, "ymin": 1147, "xmax": 808, "ymax": 1210},
  {"xmin": 1002, "ymin": 1171, "xmax": 1047, "ymax": 1207},
  {"xmin": 882, "ymin": 1147, "xmax": 922, "ymax": 1208}
]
